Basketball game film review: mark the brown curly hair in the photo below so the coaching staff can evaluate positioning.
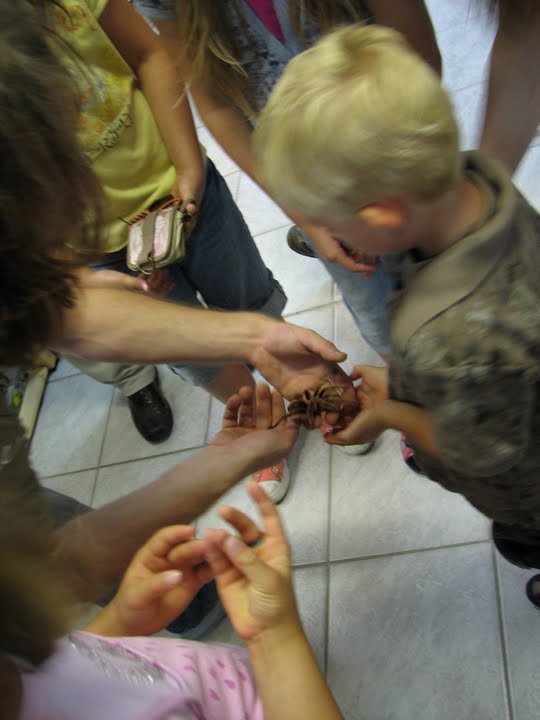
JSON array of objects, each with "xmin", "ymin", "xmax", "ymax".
[{"xmin": 0, "ymin": 0, "xmax": 103, "ymax": 366}]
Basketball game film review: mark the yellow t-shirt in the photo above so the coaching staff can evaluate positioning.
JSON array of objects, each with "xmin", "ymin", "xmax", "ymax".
[{"xmin": 51, "ymin": 0, "xmax": 176, "ymax": 252}]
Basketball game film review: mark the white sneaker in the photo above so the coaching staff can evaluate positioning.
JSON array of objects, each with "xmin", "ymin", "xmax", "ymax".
[
  {"xmin": 252, "ymin": 459, "xmax": 290, "ymax": 503},
  {"xmin": 336, "ymin": 442, "xmax": 374, "ymax": 456}
]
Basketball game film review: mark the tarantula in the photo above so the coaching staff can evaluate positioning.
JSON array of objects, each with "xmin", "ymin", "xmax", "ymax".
[{"xmin": 273, "ymin": 377, "xmax": 359, "ymax": 429}]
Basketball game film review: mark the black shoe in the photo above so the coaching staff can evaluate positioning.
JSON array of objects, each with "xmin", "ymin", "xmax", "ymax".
[
  {"xmin": 127, "ymin": 376, "xmax": 173, "ymax": 443},
  {"xmin": 286, "ymin": 225, "xmax": 316, "ymax": 257},
  {"xmin": 166, "ymin": 581, "xmax": 226, "ymax": 639},
  {"xmin": 526, "ymin": 574, "xmax": 540, "ymax": 609},
  {"xmin": 491, "ymin": 521, "xmax": 540, "ymax": 569}
]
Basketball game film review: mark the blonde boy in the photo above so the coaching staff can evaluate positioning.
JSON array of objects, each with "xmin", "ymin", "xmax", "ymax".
[{"xmin": 254, "ymin": 25, "xmax": 540, "ymax": 596}]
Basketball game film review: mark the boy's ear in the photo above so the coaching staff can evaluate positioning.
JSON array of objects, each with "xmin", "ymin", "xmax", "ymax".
[{"xmin": 355, "ymin": 199, "xmax": 407, "ymax": 229}]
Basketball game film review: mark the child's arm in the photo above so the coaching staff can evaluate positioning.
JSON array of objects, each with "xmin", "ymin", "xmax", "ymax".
[
  {"xmin": 327, "ymin": 398, "xmax": 441, "ymax": 457},
  {"xmin": 99, "ymin": 0, "xmax": 205, "ymax": 213},
  {"xmin": 367, "ymin": 0, "xmax": 442, "ymax": 75},
  {"xmin": 326, "ymin": 364, "xmax": 441, "ymax": 456},
  {"xmin": 206, "ymin": 482, "xmax": 344, "ymax": 720},
  {"xmin": 328, "ymin": 361, "xmax": 535, "ymax": 479}
]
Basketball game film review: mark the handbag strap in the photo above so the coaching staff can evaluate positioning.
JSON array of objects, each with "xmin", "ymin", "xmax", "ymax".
[{"xmin": 137, "ymin": 211, "xmax": 159, "ymax": 274}]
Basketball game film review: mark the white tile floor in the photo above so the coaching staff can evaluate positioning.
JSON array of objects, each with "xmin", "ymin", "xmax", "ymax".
[{"xmin": 33, "ymin": 4, "xmax": 540, "ymax": 718}]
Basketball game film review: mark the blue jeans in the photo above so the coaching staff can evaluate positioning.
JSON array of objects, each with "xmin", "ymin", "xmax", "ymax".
[
  {"xmin": 69, "ymin": 159, "xmax": 286, "ymax": 393},
  {"xmin": 301, "ymin": 232, "xmax": 392, "ymax": 356}
]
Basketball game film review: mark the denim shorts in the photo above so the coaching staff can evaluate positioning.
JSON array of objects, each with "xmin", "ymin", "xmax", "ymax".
[{"xmin": 95, "ymin": 159, "xmax": 286, "ymax": 385}]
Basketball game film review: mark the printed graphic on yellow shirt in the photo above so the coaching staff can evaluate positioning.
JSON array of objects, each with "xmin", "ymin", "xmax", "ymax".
[{"xmin": 50, "ymin": 0, "xmax": 133, "ymax": 162}]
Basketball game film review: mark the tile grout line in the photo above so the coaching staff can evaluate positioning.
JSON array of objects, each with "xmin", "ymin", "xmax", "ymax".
[
  {"xmin": 284, "ymin": 300, "xmax": 344, "ymax": 322},
  {"xmin": 92, "ymin": 386, "xmax": 123, "ymax": 506},
  {"xmin": 491, "ymin": 545, "xmax": 515, "ymax": 720},
  {"xmin": 202, "ymin": 394, "xmax": 213, "ymax": 445},
  {"xmin": 39, "ymin": 443, "xmax": 210, "ymax": 481},
  {"xmin": 328, "ymin": 538, "xmax": 492, "ymax": 566},
  {"xmin": 252, "ymin": 221, "xmax": 292, "ymax": 241}
]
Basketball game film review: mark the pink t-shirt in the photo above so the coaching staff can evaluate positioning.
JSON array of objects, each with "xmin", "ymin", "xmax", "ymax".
[
  {"xmin": 18, "ymin": 631, "xmax": 263, "ymax": 720},
  {"xmin": 245, "ymin": 0, "xmax": 284, "ymax": 41}
]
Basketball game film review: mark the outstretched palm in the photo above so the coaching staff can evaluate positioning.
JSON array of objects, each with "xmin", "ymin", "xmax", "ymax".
[{"xmin": 210, "ymin": 384, "xmax": 299, "ymax": 471}]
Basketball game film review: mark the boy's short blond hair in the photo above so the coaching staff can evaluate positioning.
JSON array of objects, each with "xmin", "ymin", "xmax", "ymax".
[{"xmin": 254, "ymin": 25, "xmax": 461, "ymax": 221}]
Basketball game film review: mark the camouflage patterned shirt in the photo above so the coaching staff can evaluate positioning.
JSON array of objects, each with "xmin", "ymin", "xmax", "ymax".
[{"xmin": 387, "ymin": 152, "xmax": 540, "ymax": 527}]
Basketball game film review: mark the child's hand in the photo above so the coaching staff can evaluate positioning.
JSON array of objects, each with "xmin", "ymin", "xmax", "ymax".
[
  {"xmin": 89, "ymin": 526, "xmax": 212, "ymax": 637},
  {"xmin": 325, "ymin": 405, "xmax": 387, "ymax": 446},
  {"xmin": 210, "ymin": 383, "xmax": 299, "ymax": 474},
  {"xmin": 326, "ymin": 363, "xmax": 390, "ymax": 444},
  {"xmin": 204, "ymin": 481, "xmax": 300, "ymax": 644},
  {"xmin": 351, "ymin": 364, "xmax": 389, "ymax": 410},
  {"xmin": 300, "ymin": 223, "xmax": 376, "ymax": 276},
  {"xmin": 172, "ymin": 171, "xmax": 203, "ymax": 238},
  {"xmin": 172, "ymin": 171, "xmax": 203, "ymax": 219},
  {"xmin": 140, "ymin": 268, "xmax": 175, "ymax": 297}
]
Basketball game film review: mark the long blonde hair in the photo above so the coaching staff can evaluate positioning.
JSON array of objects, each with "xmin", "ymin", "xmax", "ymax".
[{"xmin": 177, "ymin": 0, "xmax": 367, "ymax": 119}]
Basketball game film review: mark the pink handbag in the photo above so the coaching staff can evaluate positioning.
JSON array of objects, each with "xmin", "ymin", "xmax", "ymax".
[{"xmin": 126, "ymin": 197, "xmax": 191, "ymax": 275}]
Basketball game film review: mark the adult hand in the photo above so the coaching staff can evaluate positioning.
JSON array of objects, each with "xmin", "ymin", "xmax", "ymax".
[
  {"xmin": 204, "ymin": 481, "xmax": 300, "ymax": 644},
  {"xmin": 301, "ymin": 223, "xmax": 377, "ymax": 277},
  {"xmin": 210, "ymin": 383, "xmax": 299, "ymax": 474},
  {"xmin": 76, "ymin": 267, "xmax": 149, "ymax": 293},
  {"xmin": 251, "ymin": 320, "xmax": 355, "ymax": 405},
  {"xmin": 91, "ymin": 526, "xmax": 212, "ymax": 636}
]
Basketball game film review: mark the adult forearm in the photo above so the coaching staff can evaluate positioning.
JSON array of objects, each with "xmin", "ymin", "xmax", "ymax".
[
  {"xmin": 56, "ymin": 286, "xmax": 271, "ymax": 365},
  {"xmin": 55, "ymin": 445, "xmax": 254, "ymax": 601},
  {"xmin": 248, "ymin": 623, "xmax": 344, "ymax": 720},
  {"xmin": 378, "ymin": 400, "xmax": 440, "ymax": 456}
]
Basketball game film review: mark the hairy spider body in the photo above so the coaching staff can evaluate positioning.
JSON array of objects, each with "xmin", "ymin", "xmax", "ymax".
[{"xmin": 273, "ymin": 378, "xmax": 358, "ymax": 429}]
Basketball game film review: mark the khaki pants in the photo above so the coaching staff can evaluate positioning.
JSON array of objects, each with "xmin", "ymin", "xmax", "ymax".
[{"xmin": 66, "ymin": 356, "xmax": 155, "ymax": 397}]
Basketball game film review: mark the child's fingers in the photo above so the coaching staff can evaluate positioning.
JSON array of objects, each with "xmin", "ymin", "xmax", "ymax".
[
  {"xmin": 221, "ymin": 392, "xmax": 243, "ymax": 429},
  {"xmin": 324, "ymin": 412, "xmax": 372, "ymax": 445},
  {"xmin": 194, "ymin": 562, "xmax": 214, "ymax": 586},
  {"xmin": 247, "ymin": 481, "xmax": 289, "ymax": 546},
  {"xmin": 166, "ymin": 538, "xmax": 208, "ymax": 567},
  {"xmin": 204, "ymin": 532, "xmax": 243, "ymax": 588},
  {"xmin": 220, "ymin": 534, "xmax": 277, "ymax": 590},
  {"xmin": 237, "ymin": 385, "xmax": 255, "ymax": 428},
  {"xmin": 349, "ymin": 365, "xmax": 369, "ymax": 382},
  {"xmin": 268, "ymin": 388, "xmax": 287, "ymax": 428},
  {"xmin": 128, "ymin": 570, "xmax": 183, "ymax": 609},
  {"xmin": 218, "ymin": 505, "xmax": 262, "ymax": 546},
  {"xmin": 254, "ymin": 383, "xmax": 274, "ymax": 430},
  {"xmin": 135, "ymin": 525, "xmax": 196, "ymax": 564}
]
